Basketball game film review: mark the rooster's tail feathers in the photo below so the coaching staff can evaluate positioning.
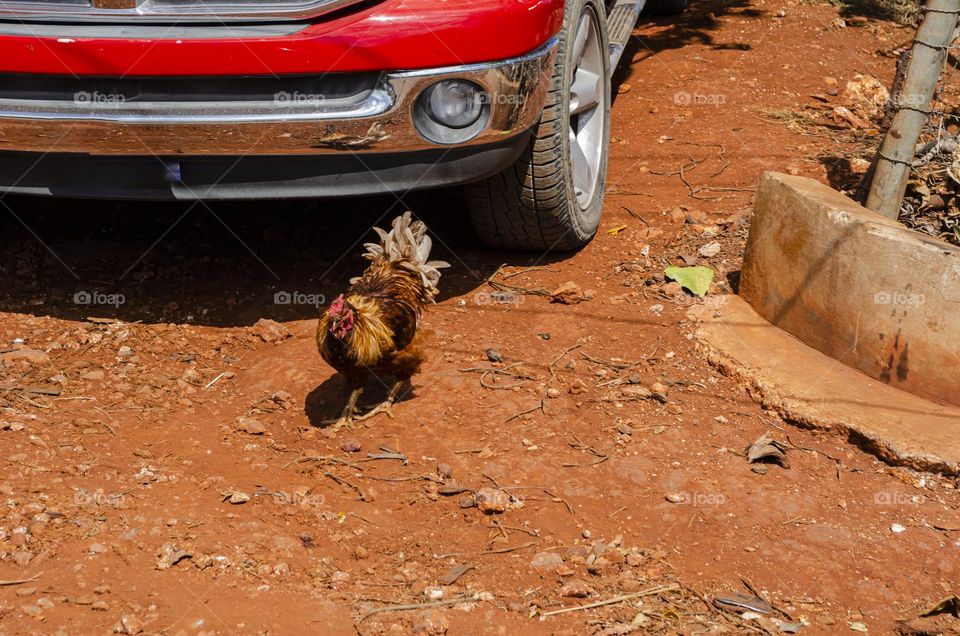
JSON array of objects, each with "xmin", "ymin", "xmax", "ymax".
[{"xmin": 360, "ymin": 212, "xmax": 449, "ymax": 298}]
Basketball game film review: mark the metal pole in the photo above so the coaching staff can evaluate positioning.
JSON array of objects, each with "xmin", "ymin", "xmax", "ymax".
[{"xmin": 864, "ymin": 0, "xmax": 960, "ymax": 219}]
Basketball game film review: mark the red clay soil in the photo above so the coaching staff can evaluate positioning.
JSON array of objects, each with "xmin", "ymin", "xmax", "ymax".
[{"xmin": 1, "ymin": 1, "xmax": 959, "ymax": 634}]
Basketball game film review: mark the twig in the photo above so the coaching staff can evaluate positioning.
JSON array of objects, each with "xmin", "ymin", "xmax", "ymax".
[
  {"xmin": 742, "ymin": 577, "xmax": 793, "ymax": 621},
  {"xmin": 284, "ymin": 455, "xmax": 364, "ymax": 470},
  {"xmin": 204, "ymin": 372, "xmax": 228, "ymax": 390},
  {"xmin": 0, "ymin": 572, "xmax": 41, "ymax": 586},
  {"xmin": 502, "ymin": 266, "xmax": 558, "ymax": 280},
  {"xmin": 481, "ymin": 540, "xmax": 539, "ymax": 555},
  {"xmin": 549, "ymin": 342, "xmax": 582, "ymax": 378},
  {"xmin": 0, "ymin": 384, "xmax": 61, "ymax": 396},
  {"xmin": 505, "ymin": 397, "xmax": 546, "ymax": 423},
  {"xmin": 542, "ymin": 488, "xmax": 575, "ymax": 515},
  {"xmin": 356, "ymin": 594, "xmax": 482, "ymax": 631},
  {"xmin": 323, "ymin": 471, "xmax": 367, "ymax": 501},
  {"xmin": 540, "ymin": 583, "xmax": 681, "ymax": 617}
]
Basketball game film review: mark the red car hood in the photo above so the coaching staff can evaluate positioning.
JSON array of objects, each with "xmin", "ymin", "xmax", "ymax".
[{"xmin": 0, "ymin": 0, "xmax": 564, "ymax": 76}]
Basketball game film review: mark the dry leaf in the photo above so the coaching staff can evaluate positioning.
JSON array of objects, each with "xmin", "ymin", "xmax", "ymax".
[{"xmin": 746, "ymin": 433, "xmax": 790, "ymax": 468}]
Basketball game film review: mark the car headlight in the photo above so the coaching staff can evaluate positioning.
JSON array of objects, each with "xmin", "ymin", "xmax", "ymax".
[
  {"xmin": 413, "ymin": 79, "xmax": 490, "ymax": 144},
  {"xmin": 426, "ymin": 80, "xmax": 484, "ymax": 129}
]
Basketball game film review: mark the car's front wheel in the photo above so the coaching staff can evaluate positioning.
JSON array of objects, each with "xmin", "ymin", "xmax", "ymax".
[{"xmin": 466, "ymin": 0, "xmax": 611, "ymax": 251}]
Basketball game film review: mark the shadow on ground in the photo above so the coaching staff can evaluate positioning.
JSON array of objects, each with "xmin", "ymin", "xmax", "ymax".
[{"xmin": 0, "ymin": 190, "xmax": 565, "ymax": 327}]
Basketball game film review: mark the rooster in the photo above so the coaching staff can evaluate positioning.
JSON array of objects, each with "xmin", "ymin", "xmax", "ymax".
[{"xmin": 317, "ymin": 212, "xmax": 448, "ymax": 430}]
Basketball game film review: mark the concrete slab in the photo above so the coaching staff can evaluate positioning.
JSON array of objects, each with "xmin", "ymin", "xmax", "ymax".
[
  {"xmin": 741, "ymin": 172, "xmax": 960, "ymax": 406},
  {"xmin": 694, "ymin": 296, "xmax": 960, "ymax": 475}
]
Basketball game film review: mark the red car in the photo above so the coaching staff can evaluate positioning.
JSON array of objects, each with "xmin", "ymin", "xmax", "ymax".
[{"xmin": 0, "ymin": 0, "xmax": 684, "ymax": 250}]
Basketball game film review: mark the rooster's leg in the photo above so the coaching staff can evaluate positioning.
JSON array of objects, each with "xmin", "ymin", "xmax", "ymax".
[
  {"xmin": 330, "ymin": 386, "xmax": 364, "ymax": 431},
  {"xmin": 354, "ymin": 381, "xmax": 403, "ymax": 422}
]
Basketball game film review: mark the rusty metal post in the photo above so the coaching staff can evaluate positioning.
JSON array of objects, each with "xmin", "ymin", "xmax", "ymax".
[{"xmin": 865, "ymin": 0, "xmax": 960, "ymax": 219}]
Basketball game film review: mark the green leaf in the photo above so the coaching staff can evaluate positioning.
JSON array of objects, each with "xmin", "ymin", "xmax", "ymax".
[{"xmin": 664, "ymin": 266, "xmax": 715, "ymax": 297}]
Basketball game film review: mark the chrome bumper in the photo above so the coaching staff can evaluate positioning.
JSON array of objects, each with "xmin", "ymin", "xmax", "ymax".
[{"xmin": 0, "ymin": 38, "xmax": 557, "ymax": 156}]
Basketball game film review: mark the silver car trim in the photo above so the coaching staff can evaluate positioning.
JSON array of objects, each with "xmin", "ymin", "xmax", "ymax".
[{"xmin": 0, "ymin": 37, "xmax": 558, "ymax": 155}]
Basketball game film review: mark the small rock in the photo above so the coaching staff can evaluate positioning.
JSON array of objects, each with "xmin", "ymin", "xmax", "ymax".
[
  {"xmin": 88, "ymin": 542, "xmax": 108, "ymax": 555},
  {"xmin": 546, "ymin": 387, "xmax": 561, "ymax": 398},
  {"xmin": 117, "ymin": 346, "xmax": 133, "ymax": 358},
  {"xmin": 569, "ymin": 379, "xmax": 588, "ymax": 395},
  {"xmin": 891, "ymin": 523, "xmax": 906, "ymax": 534},
  {"xmin": 251, "ymin": 318, "xmax": 291, "ymax": 343},
  {"xmin": 340, "ymin": 440, "xmax": 362, "ymax": 453},
  {"xmin": 650, "ymin": 382, "xmax": 668, "ymax": 403},
  {"xmin": 582, "ymin": 529, "xmax": 592, "ymax": 539},
  {"xmin": 115, "ymin": 614, "xmax": 144, "ymax": 635},
  {"xmin": 485, "ymin": 348, "xmax": 503, "ymax": 363},
  {"xmin": 621, "ymin": 386, "xmax": 652, "ymax": 400},
  {"xmin": 0, "ymin": 349, "xmax": 50, "ymax": 367},
  {"xmin": 82, "ymin": 370, "xmax": 105, "ymax": 381},
  {"xmin": 236, "ymin": 417, "xmax": 266, "ymax": 435},
  {"xmin": 616, "ymin": 422, "xmax": 634, "ymax": 435},
  {"xmin": 458, "ymin": 495, "xmax": 476, "ymax": 509},
  {"xmin": 12, "ymin": 551, "xmax": 33, "ymax": 567},
  {"xmin": 550, "ymin": 281, "xmax": 585, "ymax": 305},
  {"xmin": 156, "ymin": 543, "xmax": 192, "ymax": 570},
  {"xmin": 353, "ymin": 546, "xmax": 369, "ymax": 560},
  {"xmin": 752, "ymin": 465, "xmax": 769, "ymax": 475},
  {"xmin": 475, "ymin": 488, "xmax": 510, "ymax": 514},
  {"xmin": 412, "ymin": 609, "xmax": 449, "ymax": 635},
  {"xmin": 530, "ymin": 551, "xmax": 564, "ymax": 572},
  {"xmin": 561, "ymin": 579, "xmax": 594, "ymax": 598},
  {"xmin": 226, "ymin": 491, "xmax": 250, "ymax": 505},
  {"xmin": 436, "ymin": 463, "xmax": 453, "ymax": 480},
  {"xmin": 665, "ymin": 493, "xmax": 687, "ymax": 504},
  {"xmin": 91, "ymin": 600, "xmax": 109, "ymax": 611},
  {"xmin": 698, "ymin": 242, "xmax": 722, "ymax": 258},
  {"xmin": 20, "ymin": 604, "xmax": 43, "ymax": 617}
]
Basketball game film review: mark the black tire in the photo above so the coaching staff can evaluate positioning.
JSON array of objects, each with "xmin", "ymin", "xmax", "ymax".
[
  {"xmin": 643, "ymin": 0, "xmax": 689, "ymax": 16},
  {"xmin": 466, "ymin": 0, "xmax": 611, "ymax": 251}
]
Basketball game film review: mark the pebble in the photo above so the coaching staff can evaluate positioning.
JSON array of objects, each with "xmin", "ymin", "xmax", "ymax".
[
  {"xmin": 458, "ymin": 495, "xmax": 476, "ymax": 509},
  {"xmin": 530, "ymin": 551, "xmax": 564, "ymax": 572},
  {"xmin": 891, "ymin": 523, "xmax": 906, "ymax": 534},
  {"xmin": 546, "ymin": 387, "xmax": 561, "ymax": 398},
  {"xmin": 340, "ymin": 440, "xmax": 362, "ymax": 453},
  {"xmin": 412, "ymin": 609, "xmax": 449, "ymax": 635},
  {"xmin": 115, "ymin": 614, "xmax": 144, "ymax": 635},
  {"xmin": 568, "ymin": 379, "xmax": 588, "ymax": 395},
  {"xmin": 484, "ymin": 348, "xmax": 503, "ymax": 363},
  {"xmin": 20, "ymin": 604, "xmax": 43, "ymax": 617},
  {"xmin": 561, "ymin": 579, "xmax": 594, "ymax": 598},
  {"xmin": 236, "ymin": 417, "xmax": 265, "ymax": 435},
  {"xmin": 475, "ymin": 488, "xmax": 510, "ymax": 514},
  {"xmin": 91, "ymin": 600, "xmax": 109, "ymax": 611},
  {"xmin": 436, "ymin": 463, "xmax": 453, "ymax": 480},
  {"xmin": 698, "ymin": 242, "xmax": 722, "ymax": 258}
]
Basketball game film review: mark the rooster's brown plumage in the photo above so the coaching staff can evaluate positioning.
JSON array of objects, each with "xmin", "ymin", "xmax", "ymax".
[{"xmin": 316, "ymin": 212, "xmax": 448, "ymax": 429}]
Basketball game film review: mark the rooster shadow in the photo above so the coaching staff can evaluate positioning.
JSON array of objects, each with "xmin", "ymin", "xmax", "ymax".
[{"xmin": 304, "ymin": 374, "xmax": 414, "ymax": 427}]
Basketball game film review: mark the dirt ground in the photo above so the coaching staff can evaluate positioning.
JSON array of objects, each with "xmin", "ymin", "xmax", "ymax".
[{"xmin": 2, "ymin": 1, "xmax": 959, "ymax": 634}]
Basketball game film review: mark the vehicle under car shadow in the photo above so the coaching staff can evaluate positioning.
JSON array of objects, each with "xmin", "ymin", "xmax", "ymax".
[{"xmin": 0, "ymin": 190, "xmax": 568, "ymax": 328}]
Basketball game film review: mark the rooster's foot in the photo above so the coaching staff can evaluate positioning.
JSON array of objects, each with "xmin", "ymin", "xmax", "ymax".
[
  {"xmin": 328, "ymin": 416, "xmax": 357, "ymax": 432},
  {"xmin": 354, "ymin": 400, "xmax": 394, "ymax": 422}
]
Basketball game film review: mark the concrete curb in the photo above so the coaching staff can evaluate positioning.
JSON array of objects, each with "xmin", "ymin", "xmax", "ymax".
[
  {"xmin": 694, "ymin": 296, "xmax": 960, "ymax": 475},
  {"xmin": 740, "ymin": 172, "xmax": 960, "ymax": 407}
]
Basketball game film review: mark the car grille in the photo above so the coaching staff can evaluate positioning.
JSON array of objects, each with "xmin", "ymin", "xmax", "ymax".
[{"xmin": 0, "ymin": 0, "xmax": 361, "ymax": 21}]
